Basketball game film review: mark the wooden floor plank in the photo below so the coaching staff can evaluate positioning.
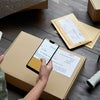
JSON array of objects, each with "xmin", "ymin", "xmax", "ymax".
[{"xmin": 0, "ymin": 38, "xmax": 11, "ymax": 54}]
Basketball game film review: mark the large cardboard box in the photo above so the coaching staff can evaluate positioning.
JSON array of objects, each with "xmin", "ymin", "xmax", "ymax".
[
  {"xmin": 0, "ymin": 31, "xmax": 85, "ymax": 100},
  {"xmin": 88, "ymin": 0, "xmax": 100, "ymax": 22}
]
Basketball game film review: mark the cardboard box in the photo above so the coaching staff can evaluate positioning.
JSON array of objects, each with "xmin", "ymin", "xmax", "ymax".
[
  {"xmin": 88, "ymin": 0, "xmax": 100, "ymax": 22},
  {"xmin": 0, "ymin": 0, "xmax": 48, "ymax": 19},
  {"xmin": 26, "ymin": 0, "xmax": 48, "ymax": 10},
  {"xmin": 0, "ymin": 31, "xmax": 85, "ymax": 100}
]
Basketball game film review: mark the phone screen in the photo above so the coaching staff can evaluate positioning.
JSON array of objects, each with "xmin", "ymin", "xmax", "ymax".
[{"xmin": 27, "ymin": 38, "xmax": 59, "ymax": 73}]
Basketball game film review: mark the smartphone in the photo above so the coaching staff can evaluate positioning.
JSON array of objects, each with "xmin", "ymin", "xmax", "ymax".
[{"xmin": 26, "ymin": 38, "xmax": 59, "ymax": 73}]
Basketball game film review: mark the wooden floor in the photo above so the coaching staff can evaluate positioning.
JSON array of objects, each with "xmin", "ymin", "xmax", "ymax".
[{"xmin": 0, "ymin": 0, "xmax": 100, "ymax": 100}]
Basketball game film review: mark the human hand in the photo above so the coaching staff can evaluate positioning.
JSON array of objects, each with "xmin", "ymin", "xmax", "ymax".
[
  {"xmin": 24, "ymin": 58, "xmax": 52, "ymax": 100},
  {"xmin": 0, "ymin": 55, "xmax": 4, "ymax": 63},
  {"xmin": 37, "ymin": 58, "xmax": 53, "ymax": 84}
]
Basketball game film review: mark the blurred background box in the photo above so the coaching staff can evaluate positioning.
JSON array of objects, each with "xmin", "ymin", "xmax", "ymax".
[
  {"xmin": 88, "ymin": 0, "xmax": 100, "ymax": 22},
  {"xmin": 0, "ymin": 0, "xmax": 48, "ymax": 19}
]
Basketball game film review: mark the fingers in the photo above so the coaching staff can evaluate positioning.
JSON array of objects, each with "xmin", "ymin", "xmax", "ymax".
[
  {"xmin": 38, "ymin": 58, "xmax": 53, "ymax": 83},
  {"xmin": 0, "ymin": 55, "xmax": 4, "ymax": 63},
  {"xmin": 41, "ymin": 58, "xmax": 53, "ymax": 70},
  {"xmin": 47, "ymin": 60, "xmax": 53, "ymax": 71},
  {"xmin": 41, "ymin": 58, "xmax": 46, "ymax": 67}
]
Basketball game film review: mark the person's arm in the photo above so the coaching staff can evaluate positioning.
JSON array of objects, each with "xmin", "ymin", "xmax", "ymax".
[{"xmin": 24, "ymin": 58, "xmax": 52, "ymax": 100}]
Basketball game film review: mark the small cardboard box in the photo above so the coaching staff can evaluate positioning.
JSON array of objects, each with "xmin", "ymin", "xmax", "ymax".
[
  {"xmin": 0, "ymin": 31, "xmax": 85, "ymax": 100},
  {"xmin": 88, "ymin": 0, "xmax": 100, "ymax": 22}
]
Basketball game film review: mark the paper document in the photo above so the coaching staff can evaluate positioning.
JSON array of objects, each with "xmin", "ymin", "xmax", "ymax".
[
  {"xmin": 52, "ymin": 49, "xmax": 80, "ymax": 77},
  {"xmin": 58, "ymin": 17, "xmax": 85, "ymax": 44},
  {"xmin": 79, "ymin": 22, "xmax": 100, "ymax": 48}
]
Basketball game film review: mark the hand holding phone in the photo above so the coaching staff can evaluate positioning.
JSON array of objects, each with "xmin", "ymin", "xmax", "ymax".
[{"xmin": 27, "ymin": 38, "xmax": 59, "ymax": 73}]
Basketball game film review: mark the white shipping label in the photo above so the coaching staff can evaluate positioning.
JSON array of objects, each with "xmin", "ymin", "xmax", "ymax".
[
  {"xmin": 58, "ymin": 17, "xmax": 85, "ymax": 44},
  {"xmin": 52, "ymin": 49, "xmax": 80, "ymax": 77}
]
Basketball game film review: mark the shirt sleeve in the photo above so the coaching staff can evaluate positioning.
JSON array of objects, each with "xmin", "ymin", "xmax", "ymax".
[{"xmin": 0, "ymin": 68, "xmax": 8, "ymax": 100}]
